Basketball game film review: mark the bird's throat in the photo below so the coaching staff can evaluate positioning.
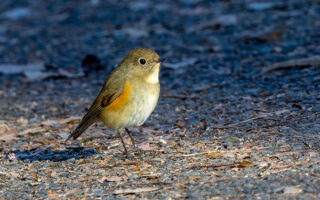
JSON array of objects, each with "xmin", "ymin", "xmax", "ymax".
[{"xmin": 145, "ymin": 64, "xmax": 160, "ymax": 84}]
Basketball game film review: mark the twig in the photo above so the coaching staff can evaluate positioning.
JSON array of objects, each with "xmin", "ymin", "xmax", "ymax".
[
  {"xmin": 42, "ymin": 116, "xmax": 82, "ymax": 126},
  {"xmin": 260, "ymin": 163, "xmax": 272, "ymax": 174},
  {"xmin": 210, "ymin": 193, "xmax": 246, "ymax": 199},
  {"xmin": 117, "ymin": 181, "xmax": 172, "ymax": 188},
  {"xmin": 32, "ymin": 138, "xmax": 57, "ymax": 144},
  {"xmin": 296, "ymin": 137, "xmax": 311, "ymax": 148},
  {"xmin": 202, "ymin": 176, "xmax": 244, "ymax": 185},
  {"xmin": 273, "ymin": 149, "xmax": 318, "ymax": 157},
  {"xmin": 0, "ymin": 127, "xmax": 45, "ymax": 140},
  {"xmin": 211, "ymin": 116, "xmax": 271, "ymax": 129},
  {"xmin": 96, "ymin": 160, "xmax": 162, "ymax": 168},
  {"xmin": 77, "ymin": 176, "xmax": 98, "ymax": 182},
  {"xmin": 181, "ymin": 150, "xmax": 220, "ymax": 157},
  {"xmin": 179, "ymin": 163, "xmax": 237, "ymax": 171},
  {"xmin": 213, "ymin": 113, "xmax": 317, "ymax": 130},
  {"xmin": 266, "ymin": 168, "xmax": 291, "ymax": 175},
  {"xmin": 270, "ymin": 160, "xmax": 320, "ymax": 170},
  {"xmin": 214, "ymin": 176, "xmax": 243, "ymax": 182},
  {"xmin": 260, "ymin": 56, "xmax": 320, "ymax": 75}
]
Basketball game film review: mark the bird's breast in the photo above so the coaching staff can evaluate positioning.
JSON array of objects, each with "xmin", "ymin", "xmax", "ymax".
[
  {"xmin": 100, "ymin": 79, "xmax": 159, "ymax": 129},
  {"xmin": 129, "ymin": 81, "xmax": 160, "ymax": 126}
]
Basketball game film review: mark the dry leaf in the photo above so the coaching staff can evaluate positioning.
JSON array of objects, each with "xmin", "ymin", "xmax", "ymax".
[
  {"xmin": 194, "ymin": 143, "xmax": 205, "ymax": 147},
  {"xmin": 105, "ymin": 176, "xmax": 123, "ymax": 182},
  {"xmin": 78, "ymin": 176, "xmax": 97, "ymax": 182},
  {"xmin": 30, "ymin": 172, "xmax": 37, "ymax": 178},
  {"xmin": 205, "ymin": 152, "xmax": 223, "ymax": 159},
  {"xmin": 237, "ymin": 160, "xmax": 255, "ymax": 168},
  {"xmin": 223, "ymin": 152, "xmax": 235, "ymax": 158},
  {"xmin": 138, "ymin": 142, "xmax": 154, "ymax": 151},
  {"xmin": 133, "ymin": 165, "xmax": 140, "ymax": 172},
  {"xmin": 137, "ymin": 166, "xmax": 152, "ymax": 176},
  {"xmin": 190, "ymin": 176, "xmax": 202, "ymax": 181},
  {"xmin": 257, "ymin": 162, "xmax": 269, "ymax": 168},
  {"xmin": 284, "ymin": 186, "xmax": 302, "ymax": 194},
  {"xmin": 48, "ymin": 191, "xmax": 60, "ymax": 199},
  {"xmin": 175, "ymin": 183, "xmax": 187, "ymax": 189},
  {"xmin": 29, "ymin": 182, "xmax": 40, "ymax": 186},
  {"xmin": 9, "ymin": 172, "xmax": 20, "ymax": 177},
  {"xmin": 142, "ymin": 173, "xmax": 162, "ymax": 179},
  {"xmin": 113, "ymin": 187, "xmax": 159, "ymax": 194},
  {"xmin": 237, "ymin": 153, "xmax": 251, "ymax": 160}
]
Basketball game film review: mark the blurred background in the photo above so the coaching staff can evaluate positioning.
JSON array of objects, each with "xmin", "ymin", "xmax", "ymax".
[{"xmin": 0, "ymin": 0, "xmax": 319, "ymax": 79}]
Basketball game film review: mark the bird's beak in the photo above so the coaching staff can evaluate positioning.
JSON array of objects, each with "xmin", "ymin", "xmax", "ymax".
[
  {"xmin": 158, "ymin": 57, "xmax": 166, "ymax": 63},
  {"xmin": 151, "ymin": 58, "xmax": 166, "ymax": 72}
]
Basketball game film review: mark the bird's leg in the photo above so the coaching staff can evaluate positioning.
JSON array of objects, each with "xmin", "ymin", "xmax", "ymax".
[
  {"xmin": 125, "ymin": 128, "xmax": 136, "ymax": 148},
  {"xmin": 118, "ymin": 130, "xmax": 129, "ymax": 157},
  {"xmin": 125, "ymin": 128, "xmax": 143, "ymax": 160}
]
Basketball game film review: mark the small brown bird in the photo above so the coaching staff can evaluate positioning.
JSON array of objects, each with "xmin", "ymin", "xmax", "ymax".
[{"xmin": 66, "ymin": 48, "xmax": 164, "ymax": 156}]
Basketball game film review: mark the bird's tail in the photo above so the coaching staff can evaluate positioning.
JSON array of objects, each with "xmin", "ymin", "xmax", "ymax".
[{"xmin": 66, "ymin": 118, "xmax": 96, "ymax": 141}]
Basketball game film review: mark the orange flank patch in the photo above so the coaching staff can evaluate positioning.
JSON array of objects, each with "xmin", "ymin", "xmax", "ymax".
[{"xmin": 106, "ymin": 80, "xmax": 132, "ymax": 111}]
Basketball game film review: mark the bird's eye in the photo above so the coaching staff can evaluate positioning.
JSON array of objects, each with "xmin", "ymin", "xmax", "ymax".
[{"xmin": 139, "ymin": 58, "xmax": 146, "ymax": 65}]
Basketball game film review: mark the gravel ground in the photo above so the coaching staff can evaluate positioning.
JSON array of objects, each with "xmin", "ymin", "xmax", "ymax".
[{"xmin": 0, "ymin": 0, "xmax": 320, "ymax": 199}]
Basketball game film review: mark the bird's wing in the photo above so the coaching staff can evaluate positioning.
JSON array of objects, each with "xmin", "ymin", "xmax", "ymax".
[{"xmin": 66, "ymin": 70, "xmax": 126, "ymax": 140}]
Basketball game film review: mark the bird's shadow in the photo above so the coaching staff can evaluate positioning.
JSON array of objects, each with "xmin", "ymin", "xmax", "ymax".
[{"xmin": 6, "ymin": 146, "xmax": 96, "ymax": 162}]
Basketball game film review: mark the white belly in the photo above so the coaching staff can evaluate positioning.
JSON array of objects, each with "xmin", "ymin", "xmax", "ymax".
[{"xmin": 129, "ymin": 91, "xmax": 159, "ymax": 126}]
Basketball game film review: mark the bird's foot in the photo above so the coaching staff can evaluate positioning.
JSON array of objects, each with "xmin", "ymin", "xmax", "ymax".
[{"xmin": 133, "ymin": 148, "xmax": 144, "ymax": 161}]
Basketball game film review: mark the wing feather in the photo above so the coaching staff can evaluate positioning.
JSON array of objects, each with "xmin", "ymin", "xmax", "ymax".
[{"xmin": 66, "ymin": 70, "xmax": 125, "ymax": 140}]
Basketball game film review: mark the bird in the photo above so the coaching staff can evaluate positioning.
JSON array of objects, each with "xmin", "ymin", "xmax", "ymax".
[{"xmin": 66, "ymin": 48, "xmax": 165, "ymax": 157}]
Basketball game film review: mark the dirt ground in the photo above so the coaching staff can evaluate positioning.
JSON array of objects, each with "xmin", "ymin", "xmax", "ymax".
[{"xmin": 0, "ymin": 0, "xmax": 319, "ymax": 199}]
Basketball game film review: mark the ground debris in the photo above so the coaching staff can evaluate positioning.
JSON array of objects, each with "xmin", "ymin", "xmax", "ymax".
[
  {"xmin": 113, "ymin": 187, "xmax": 159, "ymax": 194},
  {"xmin": 0, "ymin": 0, "xmax": 319, "ymax": 199},
  {"xmin": 260, "ymin": 56, "xmax": 320, "ymax": 74}
]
